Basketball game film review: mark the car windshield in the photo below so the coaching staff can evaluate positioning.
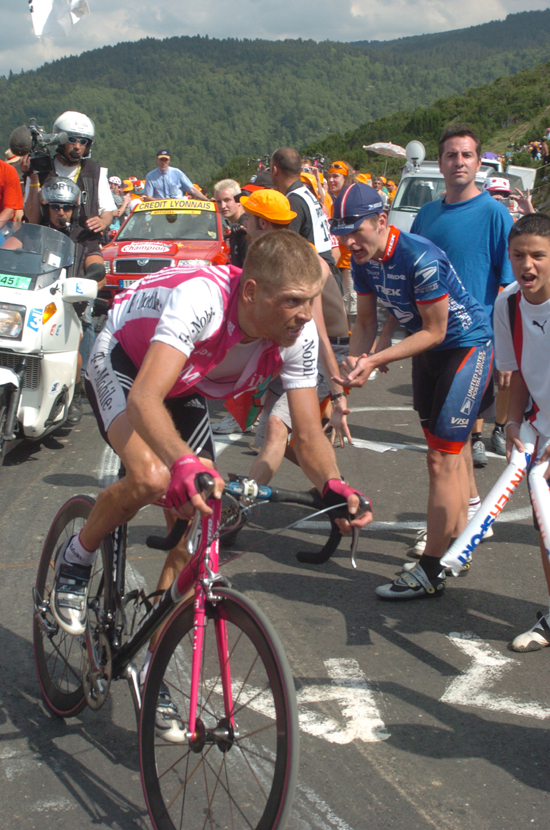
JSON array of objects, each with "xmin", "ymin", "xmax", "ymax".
[
  {"xmin": 392, "ymin": 178, "xmax": 447, "ymax": 212},
  {"xmin": 0, "ymin": 222, "xmax": 75, "ymax": 290},
  {"xmin": 118, "ymin": 209, "xmax": 219, "ymax": 242}
]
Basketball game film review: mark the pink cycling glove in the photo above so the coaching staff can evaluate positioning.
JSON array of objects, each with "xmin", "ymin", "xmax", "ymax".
[
  {"xmin": 164, "ymin": 455, "xmax": 224, "ymax": 510},
  {"xmin": 322, "ymin": 479, "xmax": 372, "ymax": 516}
]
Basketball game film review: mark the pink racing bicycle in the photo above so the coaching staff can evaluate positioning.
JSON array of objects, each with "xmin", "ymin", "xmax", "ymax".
[{"xmin": 33, "ymin": 472, "xmax": 366, "ymax": 830}]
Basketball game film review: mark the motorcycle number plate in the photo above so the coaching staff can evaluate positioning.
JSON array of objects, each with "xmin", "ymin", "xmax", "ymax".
[
  {"xmin": 0, "ymin": 274, "xmax": 32, "ymax": 290},
  {"xmin": 120, "ymin": 279, "xmax": 137, "ymax": 288}
]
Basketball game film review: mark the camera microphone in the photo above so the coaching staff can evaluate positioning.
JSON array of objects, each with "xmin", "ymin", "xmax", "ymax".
[{"xmin": 9, "ymin": 125, "xmax": 33, "ymax": 156}]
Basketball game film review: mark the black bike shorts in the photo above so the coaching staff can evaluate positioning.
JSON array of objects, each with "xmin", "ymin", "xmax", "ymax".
[
  {"xmin": 85, "ymin": 327, "xmax": 215, "ymax": 460},
  {"xmin": 412, "ymin": 341, "xmax": 493, "ymax": 454}
]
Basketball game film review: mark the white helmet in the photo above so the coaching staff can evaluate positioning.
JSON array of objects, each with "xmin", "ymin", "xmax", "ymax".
[{"xmin": 53, "ymin": 111, "xmax": 95, "ymax": 157}]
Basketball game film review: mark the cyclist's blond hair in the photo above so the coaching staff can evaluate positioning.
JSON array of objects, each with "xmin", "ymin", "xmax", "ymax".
[
  {"xmin": 241, "ymin": 230, "xmax": 321, "ymax": 294},
  {"xmin": 213, "ymin": 179, "xmax": 241, "ymax": 196}
]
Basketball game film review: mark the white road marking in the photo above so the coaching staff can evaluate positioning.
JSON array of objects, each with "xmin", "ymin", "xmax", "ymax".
[
  {"xmin": 441, "ymin": 632, "xmax": 550, "ymax": 719},
  {"xmin": 350, "ymin": 406, "xmax": 413, "ymax": 412},
  {"xmin": 213, "ymin": 657, "xmax": 389, "ymax": 744},
  {"xmin": 294, "ymin": 782, "xmax": 356, "ymax": 830},
  {"xmin": 214, "ymin": 432, "xmax": 250, "ymax": 456}
]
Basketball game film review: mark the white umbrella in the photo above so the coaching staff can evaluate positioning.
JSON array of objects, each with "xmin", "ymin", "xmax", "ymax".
[{"xmin": 363, "ymin": 142, "xmax": 407, "ymax": 159}]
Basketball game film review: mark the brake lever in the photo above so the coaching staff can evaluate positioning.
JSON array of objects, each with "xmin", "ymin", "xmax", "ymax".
[{"xmin": 348, "ymin": 495, "xmax": 371, "ymax": 569}]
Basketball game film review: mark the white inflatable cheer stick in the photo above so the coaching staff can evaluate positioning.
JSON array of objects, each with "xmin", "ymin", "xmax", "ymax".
[{"xmin": 441, "ymin": 421, "xmax": 537, "ymax": 576}]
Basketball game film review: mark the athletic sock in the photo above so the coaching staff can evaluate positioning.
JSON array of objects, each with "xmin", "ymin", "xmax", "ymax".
[
  {"xmin": 494, "ymin": 421, "xmax": 505, "ymax": 432},
  {"xmin": 418, "ymin": 554, "xmax": 443, "ymax": 580},
  {"xmin": 63, "ymin": 531, "xmax": 96, "ymax": 567},
  {"xmin": 471, "ymin": 432, "xmax": 482, "ymax": 441},
  {"xmin": 468, "ymin": 497, "xmax": 481, "ymax": 522},
  {"xmin": 139, "ymin": 648, "xmax": 154, "ymax": 687}
]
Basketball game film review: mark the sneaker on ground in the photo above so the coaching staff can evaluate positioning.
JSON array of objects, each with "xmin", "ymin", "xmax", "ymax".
[
  {"xmin": 212, "ymin": 414, "xmax": 251, "ymax": 435},
  {"xmin": 407, "ymin": 529, "xmax": 427, "ymax": 557},
  {"xmin": 50, "ymin": 536, "xmax": 92, "ymax": 635},
  {"xmin": 511, "ymin": 611, "xmax": 550, "ymax": 652},
  {"xmin": 155, "ymin": 682, "xmax": 186, "ymax": 742},
  {"xmin": 490, "ymin": 428, "xmax": 506, "ymax": 456},
  {"xmin": 402, "ymin": 559, "xmax": 470, "ymax": 576},
  {"xmin": 375, "ymin": 563, "xmax": 446, "ymax": 600},
  {"xmin": 471, "ymin": 438, "xmax": 488, "ymax": 468}
]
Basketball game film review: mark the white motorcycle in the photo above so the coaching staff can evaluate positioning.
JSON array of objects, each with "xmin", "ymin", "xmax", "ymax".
[{"xmin": 0, "ymin": 222, "xmax": 97, "ymax": 461}]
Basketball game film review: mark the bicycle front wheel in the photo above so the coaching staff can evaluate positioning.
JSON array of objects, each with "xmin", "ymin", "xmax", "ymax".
[
  {"xmin": 140, "ymin": 587, "xmax": 299, "ymax": 830},
  {"xmin": 33, "ymin": 495, "xmax": 111, "ymax": 717}
]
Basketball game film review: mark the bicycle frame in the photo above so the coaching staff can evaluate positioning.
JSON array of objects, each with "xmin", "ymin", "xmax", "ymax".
[{"xmin": 109, "ymin": 496, "xmax": 233, "ymax": 738}]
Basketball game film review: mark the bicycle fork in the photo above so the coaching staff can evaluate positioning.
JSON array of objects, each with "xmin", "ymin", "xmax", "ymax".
[{"xmin": 186, "ymin": 500, "xmax": 236, "ymax": 743}]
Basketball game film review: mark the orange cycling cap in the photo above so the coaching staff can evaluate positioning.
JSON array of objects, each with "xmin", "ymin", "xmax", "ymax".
[
  {"xmin": 328, "ymin": 160, "xmax": 350, "ymax": 175},
  {"xmin": 355, "ymin": 173, "xmax": 371, "ymax": 184},
  {"xmin": 240, "ymin": 190, "xmax": 297, "ymax": 224}
]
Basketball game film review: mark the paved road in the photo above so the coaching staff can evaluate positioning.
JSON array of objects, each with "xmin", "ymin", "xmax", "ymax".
[{"xmin": 1, "ymin": 359, "xmax": 548, "ymax": 830}]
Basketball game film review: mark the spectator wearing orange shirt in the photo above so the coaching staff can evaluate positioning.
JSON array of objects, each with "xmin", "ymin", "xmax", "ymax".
[{"xmin": 0, "ymin": 159, "xmax": 24, "ymax": 227}]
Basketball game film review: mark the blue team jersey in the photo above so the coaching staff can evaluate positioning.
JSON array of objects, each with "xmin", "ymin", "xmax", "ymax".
[{"xmin": 352, "ymin": 227, "xmax": 492, "ymax": 351}]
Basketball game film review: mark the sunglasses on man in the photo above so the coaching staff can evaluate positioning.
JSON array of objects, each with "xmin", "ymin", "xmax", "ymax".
[
  {"xmin": 48, "ymin": 203, "xmax": 74, "ymax": 212},
  {"xmin": 67, "ymin": 136, "xmax": 89, "ymax": 146}
]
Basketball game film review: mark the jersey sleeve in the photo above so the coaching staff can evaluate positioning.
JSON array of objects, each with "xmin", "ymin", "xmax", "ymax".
[
  {"xmin": 494, "ymin": 287, "xmax": 518, "ymax": 371},
  {"xmin": 151, "ymin": 278, "xmax": 225, "ymax": 357},
  {"xmin": 351, "ymin": 261, "xmax": 374, "ymax": 295},
  {"xmin": 412, "ymin": 249, "xmax": 449, "ymax": 305},
  {"xmin": 279, "ymin": 319, "xmax": 319, "ymax": 390}
]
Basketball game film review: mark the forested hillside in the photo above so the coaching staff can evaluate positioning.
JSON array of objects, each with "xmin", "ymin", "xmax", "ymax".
[
  {"xmin": 216, "ymin": 61, "xmax": 550, "ymax": 186},
  {"xmin": 1, "ymin": 9, "xmax": 550, "ymax": 183}
]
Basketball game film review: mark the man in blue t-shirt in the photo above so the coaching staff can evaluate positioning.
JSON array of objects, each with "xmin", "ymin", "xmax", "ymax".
[
  {"xmin": 331, "ymin": 182, "xmax": 493, "ymax": 601},
  {"xmin": 144, "ymin": 149, "xmax": 207, "ymax": 201},
  {"xmin": 411, "ymin": 124, "xmax": 514, "ymax": 476}
]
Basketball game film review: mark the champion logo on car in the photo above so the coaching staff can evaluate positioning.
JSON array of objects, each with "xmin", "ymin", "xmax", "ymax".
[{"xmin": 120, "ymin": 242, "xmax": 171, "ymax": 254}]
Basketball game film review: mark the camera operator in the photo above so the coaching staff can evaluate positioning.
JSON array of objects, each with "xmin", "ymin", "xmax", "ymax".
[{"xmin": 22, "ymin": 110, "xmax": 115, "ymax": 239}]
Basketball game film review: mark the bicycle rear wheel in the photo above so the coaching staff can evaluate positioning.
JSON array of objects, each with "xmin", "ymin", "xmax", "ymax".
[
  {"xmin": 140, "ymin": 587, "xmax": 299, "ymax": 830},
  {"xmin": 33, "ymin": 495, "xmax": 111, "ymax": 717}
]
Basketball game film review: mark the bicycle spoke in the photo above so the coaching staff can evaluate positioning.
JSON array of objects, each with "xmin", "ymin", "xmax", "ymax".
[{"xmin": 202, "ymin": 752, "xmax": 256, "ymax": 830}]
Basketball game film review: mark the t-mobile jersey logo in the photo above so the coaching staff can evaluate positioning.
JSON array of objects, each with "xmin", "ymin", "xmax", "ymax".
[{"xmin": 532, "ymin": 320, "xmax": 548, "ymax": 334}]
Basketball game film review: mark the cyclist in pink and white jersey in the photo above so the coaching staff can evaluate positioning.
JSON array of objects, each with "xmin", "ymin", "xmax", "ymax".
[{"xmin": 50, "ymin": 230, "xmax": 372, "ymax": 646}]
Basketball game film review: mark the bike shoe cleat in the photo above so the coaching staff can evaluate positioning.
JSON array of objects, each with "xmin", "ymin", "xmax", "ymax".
[
  {"xmin": 511, "ymin": 611, "xmax": 550, "ymax": 652},
  {"xmin": 50, "ymin": 536, "xmax": 92, "ymax": 636},
  {"xmin": 376, "ymin": 563, "xmax": 446, "ymax": 600},
  {"xmin": 155, "ymin": 682, "xmax": 186, "ymax": 742}
]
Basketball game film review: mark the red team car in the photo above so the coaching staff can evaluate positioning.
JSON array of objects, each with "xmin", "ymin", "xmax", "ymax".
[{"xmin": 101, "ymin": 199, "xmax": 229, "ymax": 304}]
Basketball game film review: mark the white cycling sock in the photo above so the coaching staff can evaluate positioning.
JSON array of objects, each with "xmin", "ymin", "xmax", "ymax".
[
  {"xmin": 63, "ymin": 531, "xmax": 97, "ymax": 567},
  {"xmin": 467, "ymin": 497, "xmax": 481, "ymax": 522}
]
